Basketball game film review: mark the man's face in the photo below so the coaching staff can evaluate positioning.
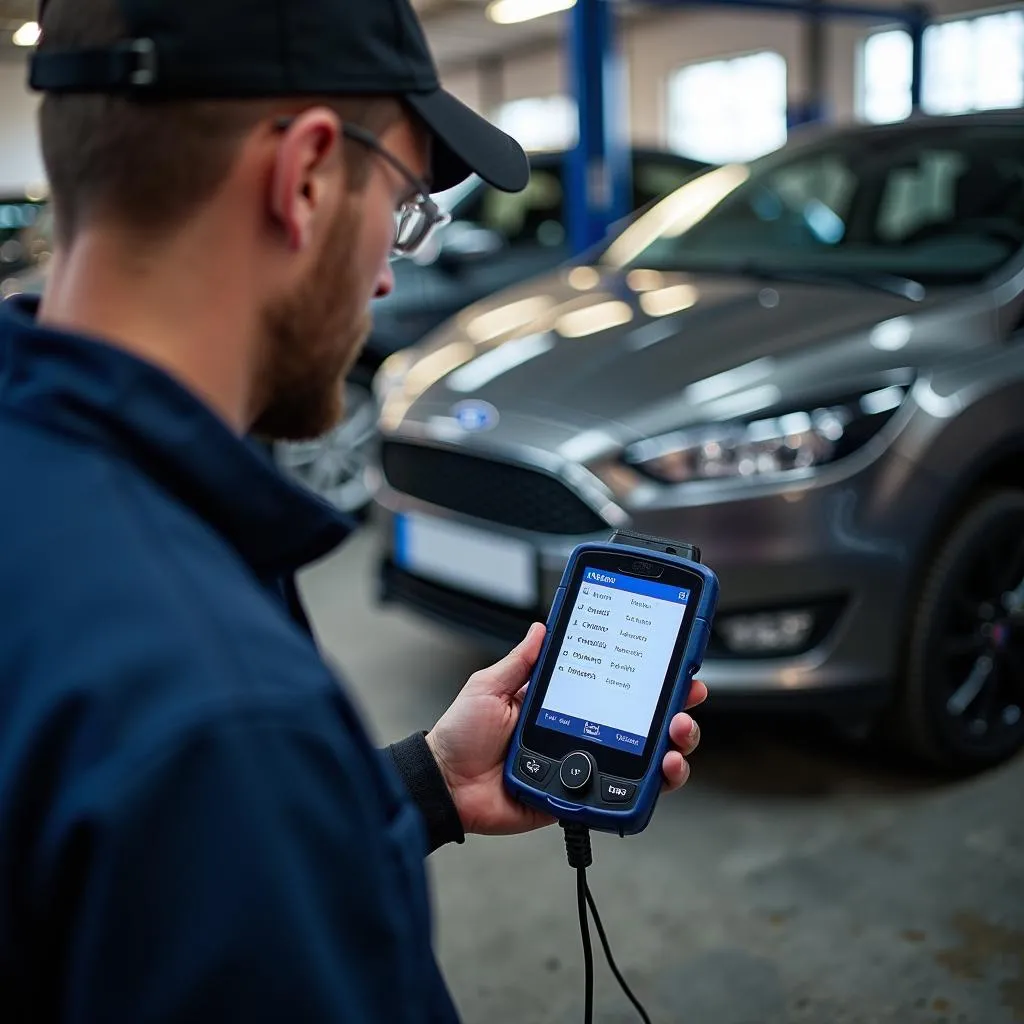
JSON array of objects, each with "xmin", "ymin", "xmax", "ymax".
[{"xmin": 252, "ymin": 113, "xmax": 429, "ymax": 442}]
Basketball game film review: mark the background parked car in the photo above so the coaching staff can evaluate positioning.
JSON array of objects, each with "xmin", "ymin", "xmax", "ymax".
[
  {"xmin": 274, "ymin": 147, "xmax": 709, "ymax": 513},
  {"xmin": 373, "ymin": 111, "xmax": 1024, "ymax": 772},
  {"xmin": 0, "ymin": 190, "xmax": 50, "ymax": 286}
]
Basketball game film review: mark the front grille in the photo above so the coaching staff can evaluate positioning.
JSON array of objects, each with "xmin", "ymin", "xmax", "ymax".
[
  {"xmin": 381, "ymin": 441, "xmax": 608, "ymax": 535},
  {"xmin": 382, "ymin": 561, "xmax": 537, "ymax": 650}
]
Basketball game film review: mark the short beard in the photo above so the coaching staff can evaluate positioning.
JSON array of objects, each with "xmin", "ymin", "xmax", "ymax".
[{"xmin": 252, "ymin": 199, "xmax": 371, "ymax": 442}]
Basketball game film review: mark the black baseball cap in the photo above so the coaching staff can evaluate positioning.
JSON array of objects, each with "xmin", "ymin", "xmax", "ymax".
[{"xmin": 28, "ymin": 0, "xmax": 530, "ymax": 194}]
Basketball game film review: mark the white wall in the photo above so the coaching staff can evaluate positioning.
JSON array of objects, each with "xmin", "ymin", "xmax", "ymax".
[
  {"xmin": 0, "ymin": 61, "xmax": 44, "ymax": 193},
  {"xmin": 441, "ymin": 66, "xmax": 486, "ymax": 112},
  {"xmin": 625, "ymin": 8, "xmax": 806, "ymax": 146}
]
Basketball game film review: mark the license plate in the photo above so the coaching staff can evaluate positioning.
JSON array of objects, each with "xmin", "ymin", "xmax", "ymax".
[{"xmin": 394, "ymin": 514, "xmax": 537, "ymax": 608}]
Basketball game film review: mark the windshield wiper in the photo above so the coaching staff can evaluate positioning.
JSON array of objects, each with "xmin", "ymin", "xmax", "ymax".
[{"xmin": 723, "ymin": 261, "xmax": 927, "ymax": 301}]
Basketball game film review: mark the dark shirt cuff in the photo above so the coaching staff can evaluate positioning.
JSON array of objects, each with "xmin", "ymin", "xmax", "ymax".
[{"xmin": 386, "ymin": 732, "xmax": 465, "ymax": 853}]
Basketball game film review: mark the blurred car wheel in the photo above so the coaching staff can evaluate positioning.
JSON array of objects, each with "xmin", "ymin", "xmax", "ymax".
[
  {"xmin": 897, "ymin": 489, "xmax": 1024, "ymax": 771},
  {"xmin": 274, "ymin": 382, "xmax": 378, "ymax": 516}
]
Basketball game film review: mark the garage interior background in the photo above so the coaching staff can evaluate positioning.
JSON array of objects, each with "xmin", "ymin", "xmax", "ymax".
[
  {"xmin": 3, "ymin": 3, "xmax": 1024, "ymax": 1024},
  {"xmin": 1, "ymin": 0, "xmax": 1022, "ymax": 192}
]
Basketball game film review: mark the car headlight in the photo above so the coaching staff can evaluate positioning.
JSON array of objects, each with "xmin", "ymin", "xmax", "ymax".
[{"xmin": 624, "ymin": 382, "xmax": 912, "ymax": 484}]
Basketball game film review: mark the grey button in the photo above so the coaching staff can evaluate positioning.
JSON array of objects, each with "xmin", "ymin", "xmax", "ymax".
[
  {"xmin": 519, "ymin": 753, "xmax": 552, "ymax": 784},
  {"xmin": 600, "ymin": 777, "xmax": 636, "ymax": 803}
]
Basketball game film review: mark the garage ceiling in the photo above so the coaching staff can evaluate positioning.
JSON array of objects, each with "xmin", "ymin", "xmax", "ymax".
[{"xmin": 0, "ymin": 0, "xmax": 569, "ymax": 73}]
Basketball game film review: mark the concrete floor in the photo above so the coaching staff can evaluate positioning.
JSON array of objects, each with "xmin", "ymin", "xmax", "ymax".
[{"xmin": 300, "ymin": 527, "xmax": 1024, "ymax": 1024}]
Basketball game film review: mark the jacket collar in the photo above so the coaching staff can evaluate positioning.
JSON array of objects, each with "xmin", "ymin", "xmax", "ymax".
[{"xmin": 0, "ymin": 295, "xmax": 354, "ymax": 574}]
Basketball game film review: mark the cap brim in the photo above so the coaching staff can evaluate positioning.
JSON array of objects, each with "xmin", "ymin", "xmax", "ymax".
[{"xmin": 405, "ymin": 88, "xmax": 530, "ymax": 195}]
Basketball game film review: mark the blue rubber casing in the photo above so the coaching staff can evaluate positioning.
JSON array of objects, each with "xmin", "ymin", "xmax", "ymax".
[{"xmin": 502, "ymin": 542, "xmax": 719, "ymax": 837}]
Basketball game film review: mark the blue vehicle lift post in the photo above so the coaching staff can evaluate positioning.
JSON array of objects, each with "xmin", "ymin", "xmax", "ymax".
[
  {"xmin": 566, "ymin": 0, "xmax": 931, "ymax": 256},
  {"xmin": 566, "ymin": 0, "xmax": 633, "ymax": 255}
]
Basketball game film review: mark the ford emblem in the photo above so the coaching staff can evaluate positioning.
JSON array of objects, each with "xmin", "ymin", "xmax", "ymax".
[{"xmin": 452, "ymin": 400, "xmax": 500, "ymax": 432}]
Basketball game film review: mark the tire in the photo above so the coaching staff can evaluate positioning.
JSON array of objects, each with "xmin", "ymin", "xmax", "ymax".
[{"xmin": 893, "ymin": 489, "xmax": 1024, "ymax": 772}]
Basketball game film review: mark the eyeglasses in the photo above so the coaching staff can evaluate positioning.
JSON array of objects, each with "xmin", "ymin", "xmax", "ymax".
[{"xmin": 274, "ymin": 117, "xmax": 450, "ymax": 259}]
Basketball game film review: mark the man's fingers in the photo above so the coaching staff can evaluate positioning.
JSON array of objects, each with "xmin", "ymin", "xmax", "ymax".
[
  {"xmin": 661, "ymin": 750, "xmax": 690, "ymax": 792},
  {"xmin": 669, "ymin": 712, "xmax": 701, "ymax": 757},
  {"xmin": 685, "ymin": 680, "xmax": 709, "ymax": 710},
  {"xmin": 470, "ymin": 622, "xmax": 546, "ymax": 696}
]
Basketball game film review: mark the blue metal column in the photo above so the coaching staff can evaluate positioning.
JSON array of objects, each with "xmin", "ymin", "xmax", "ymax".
[
  {"xmin": 566, "ymin": 0, "xmax": 632, "ymax": 256},
  {"xmin": 799, "ymin": 0, "xmax": 829, "ymax": 126},
  {"xmin": 908, "ymin": 5, "xmax": 927, "ymax": 109}
]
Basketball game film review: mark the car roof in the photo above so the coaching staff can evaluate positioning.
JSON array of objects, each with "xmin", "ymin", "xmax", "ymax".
[
  {"xmin": 526, "ymin": 148, "xmax": 709, "ymax": 169},
  {"xmin": 791, "ymin": 109, "xmax": 1024, "ymax": 146}
]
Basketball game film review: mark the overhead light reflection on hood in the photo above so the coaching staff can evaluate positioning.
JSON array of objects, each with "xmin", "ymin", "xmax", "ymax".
[
  {"xmin": 401, "ymin": 341, "xmax": 476, "ymax": 398},
  {"xmin": 447, "ymin": 333, "xmax": 556, "ymax": 393},
  {"xmin": 683, "ymin": 357, "xmax": 776, "ymax": 404},
  {"xmin": 568, "ymin": 266, "xmax": 601, "ymax": 291},
  {"xmin": 870, "ymin": 316, "xmax": 913, "ymax": 352},
  {"xmin": 379, "ymin": 341, "xmax": 475, "ymax": 432},
  {"xmin": 556, "ymin": 300, "xmax": 634, "ymax": 339},
  {"xmin": 702, "ymin": 384, "xmax": 782, "ymax": 421},
  {"xmin": 626, "ymin": 269, "xmax": 664, "ymax": 292},
  {"xmin": 465, "ymin": 296, "xmax": 555, "ymax": 343},
  {"xmin": 604, "ymin": 164, "xmax": 751, "ymax": 268},
  {"xmin": 640, "ymin": 284, "xmax": 700, "ymax": 318}
]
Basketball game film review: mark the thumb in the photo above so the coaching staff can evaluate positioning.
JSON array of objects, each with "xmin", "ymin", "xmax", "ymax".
[{"xmin": 471, "ymin": 622, "xmax": 546, "ymax": 697}]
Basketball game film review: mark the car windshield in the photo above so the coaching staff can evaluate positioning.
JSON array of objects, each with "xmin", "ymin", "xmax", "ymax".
[{"xmin": 601, "ymin": 124, "xmax": 1024, "ymax": 286}]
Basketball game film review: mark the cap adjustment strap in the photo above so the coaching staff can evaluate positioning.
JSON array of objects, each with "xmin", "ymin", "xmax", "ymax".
[{"xmin": 30, "ymin": 38, "xmax": 159, "ymax": 93}]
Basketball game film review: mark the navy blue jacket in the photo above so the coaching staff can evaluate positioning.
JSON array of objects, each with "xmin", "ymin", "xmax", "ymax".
[{"xmin": 0, "ymin": 297, "xmax": 462, "ymax": 1022}]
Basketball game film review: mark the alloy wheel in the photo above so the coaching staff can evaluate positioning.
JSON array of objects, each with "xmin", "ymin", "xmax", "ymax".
[{"xmin": 274, "ymin": 382, "xmax": 379, "ymax": 514}]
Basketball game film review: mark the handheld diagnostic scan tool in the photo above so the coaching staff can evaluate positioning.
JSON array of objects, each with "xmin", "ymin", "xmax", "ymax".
[
  {"xmin": 503, "ymin": 532, "xmax": 718, "ymax": 1023},
  {"xmin": 504, "ymin": 531, "xmax": 719, "ymax": 837}
]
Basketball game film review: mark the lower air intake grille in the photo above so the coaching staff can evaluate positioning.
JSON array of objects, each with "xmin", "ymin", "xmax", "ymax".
[{"xmin": 381, "ymin": 442, "xmax": 608, "ymax": 535}]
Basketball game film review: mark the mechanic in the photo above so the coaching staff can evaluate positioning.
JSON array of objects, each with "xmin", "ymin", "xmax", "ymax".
[{"xmin": 0, "ymin": 1, "xmax": 707, "ymax": 1021}]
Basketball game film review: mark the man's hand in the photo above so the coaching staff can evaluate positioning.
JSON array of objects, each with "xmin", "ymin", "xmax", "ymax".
[{"xmin": 425, "ymin": 623, "xmax": 707, "ymax": 837}]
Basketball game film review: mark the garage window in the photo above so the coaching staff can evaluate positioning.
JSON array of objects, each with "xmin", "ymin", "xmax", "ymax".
[
  {"xmin": 860, "ymin": 8, "xmax": 1024, "ymax": 123},
  {"xmin": 492, "ymin": 95, "xmax": 579, "ymax": 152},
  {"xmin": 667, "ymin": 52, "xmax": 788, "ymax": 164}
]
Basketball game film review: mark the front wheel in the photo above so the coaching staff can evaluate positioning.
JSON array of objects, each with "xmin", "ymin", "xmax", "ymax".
[
  {"xmin": 273, "ymin": 381, "xmax": 379, "ymax": 516},
  {"xmin": 895, "ymin": 489, "xmax": 1024, "ymax": 772}
]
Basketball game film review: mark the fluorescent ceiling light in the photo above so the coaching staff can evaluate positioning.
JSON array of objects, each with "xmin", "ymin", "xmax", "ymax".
[
  {"xmin": 487, "ymin": 0, "xmax": 576, "ymax": 26},
  {"xmin": 13, "ymin": 21, "xmax": 41, "ymax": 47}
]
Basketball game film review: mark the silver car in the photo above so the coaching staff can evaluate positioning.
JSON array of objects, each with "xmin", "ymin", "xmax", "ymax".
[{"xmin": 373, "ymin": 112, "xmax": 1024, "ymax": 771}]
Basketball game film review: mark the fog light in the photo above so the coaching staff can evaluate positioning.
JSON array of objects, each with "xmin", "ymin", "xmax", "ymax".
[{"xmin": 717, "ymin": 609, "xmax": 816, "ymax": 655}]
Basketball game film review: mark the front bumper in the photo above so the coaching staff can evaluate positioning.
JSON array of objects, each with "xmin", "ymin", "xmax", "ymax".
[{"xmin": 375, "ymin": 439, "xmax": 944, "ymax": 708}]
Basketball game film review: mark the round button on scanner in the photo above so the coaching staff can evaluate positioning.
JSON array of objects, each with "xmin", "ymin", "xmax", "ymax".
[{"xmin": 559, "ymin": 752, "xmax": 593, "ymax": 792}]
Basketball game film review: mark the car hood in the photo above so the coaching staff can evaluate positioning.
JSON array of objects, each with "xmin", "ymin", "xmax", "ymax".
[{"xmin": 384, "ymin": 265, "xmax": 983, "ymax": 450}]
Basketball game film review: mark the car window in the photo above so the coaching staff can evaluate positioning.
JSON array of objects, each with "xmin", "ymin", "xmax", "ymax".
[
  {"xmin": 631, "ymin": 156, "xmax": 707, "ymax": 209},
  {"xmin": 457, "ymin": 168, "xmax": 566, "ymax": 248},
  {"xmin": 770, "ymin": 155, "xmax": 857, "ymax": 215},
  {"xmin": 876, "ymin": 150, "xmax": 966, "ymax": 240}
]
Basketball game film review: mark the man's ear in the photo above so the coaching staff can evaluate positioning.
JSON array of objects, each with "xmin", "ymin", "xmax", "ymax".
[{"xmin": 268, "ymin": 109, "xmax": 346, "ymax": 252}]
